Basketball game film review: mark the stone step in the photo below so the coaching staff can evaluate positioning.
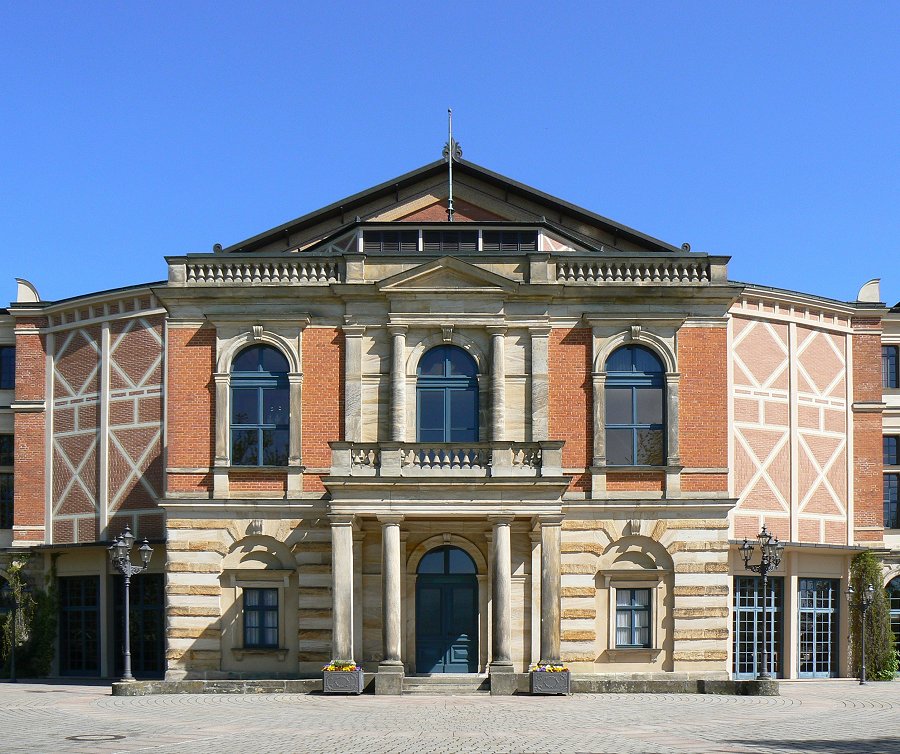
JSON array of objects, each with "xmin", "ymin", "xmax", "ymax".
[{"xmin": 402, "ymin": 674, "xmax": 490, "ymax": 695}]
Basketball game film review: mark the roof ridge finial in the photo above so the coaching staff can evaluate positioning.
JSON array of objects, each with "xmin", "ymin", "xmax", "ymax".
[{"xmin": 442, "ymin": 108, "xmax": 462, "ymax": 222}]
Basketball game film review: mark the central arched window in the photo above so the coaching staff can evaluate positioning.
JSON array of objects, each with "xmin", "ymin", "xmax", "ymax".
[
  {"xmin": 416, "ymin": 345, "xmax": 479, "ymax": 443},
  {"xmin": 231, "ymin": 345, "xmax": 289, "ymax": 466},
  {"xmin": 605, "ymin": 345, "xmax": 665, "ymax": 466}
]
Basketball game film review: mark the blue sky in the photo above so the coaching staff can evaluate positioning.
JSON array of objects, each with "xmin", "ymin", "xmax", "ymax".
[{"xmin": 1, "ymin": 2, "xmax": 898, "ymax": 305}]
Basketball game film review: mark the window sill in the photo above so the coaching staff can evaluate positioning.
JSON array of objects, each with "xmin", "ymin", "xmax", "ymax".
[
  {"xmin": 232, "ymin": 647, "xmax": 289, "ymax": 662},
  {"xmin": 606, "ymin": 647, "xmax": 662, "ymax": 660},
  {"xmin": 227, "ymin": 466, "xmax": 290, "ymax": 474}
]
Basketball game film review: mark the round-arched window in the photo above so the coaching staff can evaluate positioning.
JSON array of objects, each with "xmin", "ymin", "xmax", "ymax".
[
  {"xmin": 231, "ymin": 345, "xmax": 290, "ymax": 466},
  {"xmin": 417, "ymin": 545, "xmax": 477, "ymax": 574},
  {"xmin": 416, "ymin": 345, "xmax": 479, "ymax": 443},
  {"xmin": 605, "ymin": 345, "xmax": 665, "ymax": 466}
]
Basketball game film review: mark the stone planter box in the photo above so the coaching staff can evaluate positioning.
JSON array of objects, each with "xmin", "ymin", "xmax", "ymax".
[
  {"xmin": 323, "ymin": 669, "xmax": 365, "ymax": 695},
  {"xmin": 530, "ymin": 670, "xmax": 570, "ymax": 695}
]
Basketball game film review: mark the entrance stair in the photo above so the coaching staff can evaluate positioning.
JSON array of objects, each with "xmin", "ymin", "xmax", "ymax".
[{"xmin": 402, "ymin": 674, "xmax": 490, "ymax": 695}]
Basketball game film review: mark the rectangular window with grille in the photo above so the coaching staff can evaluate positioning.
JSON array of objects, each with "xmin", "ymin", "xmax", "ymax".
[
  {"xmin": 885, "ymin": 436, "xmax": 898, "ymax": 466},
  {"xmin": 615, "ymin": 588, "xmax": 651, "ymax": 647},
  {"xmin": 422, "ymin": 230, "xmax": 478, "ymax": 254},
  {"xmin": 243, "ymin": 588, "xmax": 278, "ymax": 648},
  {"xmin": 0, "ymin": 472, "xmax": 12, "ymax": 529},
  {"xmin": 482, "ymin": 230, "xmax": 538, "ymax": 252},
  {"xmin": 362, "ymin": 230, "xmax": 418, "ymax": 254},
  {"xmin": 884, "ymin": 345, "xmax": 899, "ymax": 389},
  {"xmin": 885, "ymin": 473, "xmax": 899, "ymax": 530}
]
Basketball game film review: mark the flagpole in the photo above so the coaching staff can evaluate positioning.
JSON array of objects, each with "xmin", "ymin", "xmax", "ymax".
[{"xmin": 447, "ymin": 108, "xmax": 454, "ymax": 222}]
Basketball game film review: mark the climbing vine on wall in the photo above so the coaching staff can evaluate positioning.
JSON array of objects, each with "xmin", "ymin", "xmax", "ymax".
[{"xmin": 848, "ymin": 551, "xmax": 897, "ymax": 681}]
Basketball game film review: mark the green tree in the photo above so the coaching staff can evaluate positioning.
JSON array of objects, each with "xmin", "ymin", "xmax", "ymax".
[
  {"xmin": 848, "ymin": 551, "xmax": 897, "ymax": 681},
  {"xmin": 0, "ymin": 558, "xmax": 57, "ymax": 678}
]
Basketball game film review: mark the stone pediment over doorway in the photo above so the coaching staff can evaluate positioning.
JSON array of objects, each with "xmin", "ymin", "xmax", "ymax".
[{"xmin": 377, "ymin": 256, "xmax": 519, "ymax": 295}]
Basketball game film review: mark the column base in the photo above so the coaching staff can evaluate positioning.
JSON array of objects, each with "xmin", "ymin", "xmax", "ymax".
[
  {"xmin": 375, "ymin": 663, "xmax": 404, "ymax": 695},
  {"xmin": 489, "ymin": 662, "xmax": 517, "ymax": 696}
]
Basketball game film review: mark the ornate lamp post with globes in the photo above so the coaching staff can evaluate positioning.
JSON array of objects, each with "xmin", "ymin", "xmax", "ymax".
[
  {"xmin": 846, "ymin": 583, "xmax": 875, "ymax": 685},
  {"xmin": 739, "ymin": 524, "xmax": 784, "ymax": 680},
  {"xmin": 108, "ymin": 526, "xmax": 153, "ymax": 682}
]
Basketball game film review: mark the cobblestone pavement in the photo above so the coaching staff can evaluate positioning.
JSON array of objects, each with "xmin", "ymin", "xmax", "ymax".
[{"xmin": 0, "ymin": 679, "xmax": 898, "ymax": 754}]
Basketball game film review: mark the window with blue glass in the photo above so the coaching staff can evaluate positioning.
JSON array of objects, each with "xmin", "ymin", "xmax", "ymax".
[
  {"xmin": 615, "ymin": 588, "xmax": 651, "ymax": 647},
  {"xmin": 230, "ymin": 345, "xmax": 289, "ymax": 466},
  {"xmin": 0, "ymin": 347, "xmax": 14, "ymax": 390},
  {"xmin": 0, "ymin": 434, "xmax": 11, "ymax": 530},
  {"xmin": 885, "ymin": 436, "xmax": 898, "ymax": 466},
  {"xmin": 416, "ymin": 346, "xmax": 479, "ymax": 443},
  {"xmin": 885, "ymin": 473, "xmax": 899, "ymax": 530},
  {"xmin": 884, "ymin": 346, "xmax": 899, "ymax": 389},
  {"xmin": 605, "ymin": 345, "xmax": 665, "ymax": 466},
  {"xmin": 243, "ymin": 588, "xmax": 278, "ymax": 648}
]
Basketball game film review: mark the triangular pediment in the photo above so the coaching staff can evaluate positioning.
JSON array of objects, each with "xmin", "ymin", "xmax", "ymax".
[{"xmin": 377, "ymin": 256, "xmax": 518, "ymax": 294}]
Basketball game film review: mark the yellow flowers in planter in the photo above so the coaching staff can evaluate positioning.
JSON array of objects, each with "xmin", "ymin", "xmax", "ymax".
[
  {"xmin": 322, "ymin": 661, "xmax": 361, "ymax": 672},
  {"xmin": 529, "ymin": 663, "xmax": 568, "ymax": 672}
]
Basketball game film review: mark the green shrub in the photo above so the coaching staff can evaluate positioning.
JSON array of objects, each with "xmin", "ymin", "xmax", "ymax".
[
  {"xmin": 848, "ymin": 551, "xmax": 897, "ymax": 681},
  {"xmin": 1, "ymin": 558, "xmax": 57, "ymax": 678}
]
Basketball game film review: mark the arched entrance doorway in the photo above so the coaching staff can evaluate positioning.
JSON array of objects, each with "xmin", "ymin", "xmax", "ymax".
[{"xmin": 415, "ymin": 546, "xmax": 478, "ymax": 673}]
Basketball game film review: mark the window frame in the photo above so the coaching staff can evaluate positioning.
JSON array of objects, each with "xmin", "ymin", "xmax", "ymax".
[
  {"xmin": 884, "ymin": 345, "xmax": 899, "ymax": 389},
  {"xmin": 229, "ymin": 345, "xmax": 290, "ymax": 467},
  {"xmin": 415, "ymin": 345, "xmax": 479, "ymax": 444},
  {"xmin": 885, "ymin": 436, "xmax": 899, "ymax": 467},
  {"xmin": 614, "ymin": 587, "xmax": 652, "ymax": 648},
  {"xmin": 604, "ymin": 345, "xmax": 666, "ymax": 467},
  {"xmin": 885, "ymin": 472, "xmax": 899, "ymax": 530},
  {"xmin": 0, "ymin": 346, "xmax": 14, "ymax": 390},
  {"xmin": 242, "ymin": 587, "xmax": 280, "ymax": 649},
  {"xmin": 0, "ymin": 433, "xmax": 12, "ymax": 530}
]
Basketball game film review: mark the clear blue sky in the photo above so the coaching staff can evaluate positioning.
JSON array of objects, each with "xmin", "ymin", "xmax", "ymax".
[{"xmin": 1, "ymin": 2, "xmax": 898, "ymax": 305}]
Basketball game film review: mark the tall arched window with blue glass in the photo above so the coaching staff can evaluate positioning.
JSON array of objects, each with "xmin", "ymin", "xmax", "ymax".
[
  {"xmin": 416, "ymin": 345, "xmax": 479, "ymax": 443},
  {"xmin": 605, "ymin": 345, "xmax": 666, "ymax": 466},
  {"xmin": 230, "ymin": 345, "xmax": 290, "ymax": 466}
]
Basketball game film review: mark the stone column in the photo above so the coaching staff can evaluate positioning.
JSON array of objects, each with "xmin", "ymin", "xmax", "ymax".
[
  {"xmin": 665, "ymin": 373, "xmax": 681, "ymax": 466},
  {"xmin": 530, "ymin": 326, "xmax": 551, "ymax": 441},
  {"xmin": 342, "ymin": 321, "xmax": 366, "ymax": 442},
  {"xmin": 489, "ymin": 515, "xmax": 515, "ymax": 694},
  {"xmin": 487, "ymin": 326, "xmax": 506, "ymax": 442},
  {"xmin": 591, "ymin": 372, "xmax": 607, "ymax": 466},
  {"xmin": 388, "ymin": 325, "xmax": 407, "ymax": 442},
  {"xmin": 539, "ymin": 515, "xmax": 563, "ymax": 665},
  {"xmin": 213, "ymin": 372, "xmax": 230, "ymax": 497},
  {"xmin": 376, "ymin": 515, "xmax": 404, "ymax": 694},
  {"xmin": 329, "ymin": 515, "xmax": 355, "ymax": 663},
  {"xmin": 287, "ymin": 372, "xmax": 303, "ymax": 497}
]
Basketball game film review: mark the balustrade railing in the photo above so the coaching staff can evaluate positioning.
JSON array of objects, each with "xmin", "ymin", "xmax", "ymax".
[
  {"xmin": 556, "ymin": 258, "xmax": 710, "ymax": 285},
  {"xmin": 172, "ymin": 258, "xmax": 343, "ymax": 286},
  {"xmin": 329, "ymin": 441, "xmax": 563, "ymax": 478}
]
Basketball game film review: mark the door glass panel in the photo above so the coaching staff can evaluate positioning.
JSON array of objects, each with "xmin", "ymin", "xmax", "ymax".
[
  {"xmin": 605, "ymin": 387, "xmax": 632, "ymax": 424},
  {"xmin": 448, "ymin": 349, "xmax": 476, "ymax": 377},
  {"xmin": 448, "ymin": 390, "xmax": 477, "ymax": 441},
  {"xmin": 606, "ymin": 428, "xmax": 633, "ymax": 465},
  {"xmin": 232, "ymin": 389, "xmax": 258, "ymax": 424},
  {"xmin": 636, "ymin": 429, "xmax": 665, "ymax": 465},
  {"xmin": 417, "ymin": 549, "xmax": 445, "ymax": 574},
  {"xmin": 635, "ymin": 388, "xmax": 663, "ymax": 424},
  {"xmin": 418, "ymin": 390, "xmax": 445, "ymax": 434},
  {"xmin": 417, "ymin": 587, "xmax": 442, "ymax": 635}
]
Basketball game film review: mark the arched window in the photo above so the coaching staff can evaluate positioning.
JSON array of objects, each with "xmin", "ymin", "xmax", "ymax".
[
  {"xmin": 887, "ymin": 576, "xmax": 900, "ymax": 657},
  {"xmin": 231, "ymin": 345, "xmax": 289, "ymax": 466},
  {"xmin": 605, "ymin": 345, "xmax": 665, "ymax": 466},
  {"xmin": 417, "ymin": 545, "xmax": 477, "ymax": 574},
  {"xmin": 416, "ymin": 345, "xmax": 479, "ymax": 443}
]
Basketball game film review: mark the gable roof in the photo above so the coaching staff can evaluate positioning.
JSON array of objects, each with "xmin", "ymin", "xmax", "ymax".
[{"xmin": 222, "ymin": 159, "xmax": 686, "ymax": 256}]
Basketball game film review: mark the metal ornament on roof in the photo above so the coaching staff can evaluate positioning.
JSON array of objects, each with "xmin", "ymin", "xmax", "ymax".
[{"xmin": 442, "ymin": 138, "xmax": 462, "ymax": 162}]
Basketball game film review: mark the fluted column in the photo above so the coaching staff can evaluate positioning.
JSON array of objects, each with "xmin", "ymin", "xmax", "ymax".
[
  {"xmin": 330, "ymin": 515, "xmax": 355, "ymax": 663},
  {"xmin": 487, "ymin": 326, "xmax": 506, "ymax": 441},
  {"xmin": 489, "ymin": 515, "xmax": 513, "ymax": 668},
  {"xmin": 539, "ymin": 515, "xmax": 563, "ymax": 665},
  {"xmin": 388, "ymin": 325, "xmax": 407, "ymax": 442},
  {"xmin": 379, "ymin": 515, "xmax": 403, "ymax": 667}
]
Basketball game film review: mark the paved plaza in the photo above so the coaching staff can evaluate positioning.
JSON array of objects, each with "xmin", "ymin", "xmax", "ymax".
[{"xmin": 0, "ymin": 680, "xmax": 897, "ymax": 754}]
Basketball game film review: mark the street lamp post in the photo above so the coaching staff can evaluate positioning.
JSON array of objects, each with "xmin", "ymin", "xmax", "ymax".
[
  {"xmin": 108, "ymin": 526, "xmax": 153, "ymax": 682},
  {"xmin": 739, "ymin": 524, "xmax": 784, "ymax": 680},
  {"xmin": 847, "ymin": 583, "xmax": 875, "ymax": 685}
]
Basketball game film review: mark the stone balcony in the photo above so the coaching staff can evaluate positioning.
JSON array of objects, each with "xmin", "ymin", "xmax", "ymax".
[{"xmin": 329, "ymin": 441, "xmax": 564, "ymax": 479}]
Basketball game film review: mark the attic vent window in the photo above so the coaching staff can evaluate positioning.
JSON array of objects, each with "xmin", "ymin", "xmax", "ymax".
[
  {"xmin": 363, "ymin": 230, "xmax": 418, "ymax": 253},
  {"xmin": 482, "ymin": 230, "xmax": 537, "ymax": 253},
  {"xmin": 423, "ymin": 230, "xmax": 478, "ymax": 254}
]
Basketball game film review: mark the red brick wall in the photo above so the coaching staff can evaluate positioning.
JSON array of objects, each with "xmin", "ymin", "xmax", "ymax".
[
  {"xmin": 13, "ymin": 319, "xmax": 48, "ymax": 539},
  {"xmin": 302, "ymin": 328, "xmax": 343, "ymax": 487},
  {"xmin": 678, "ymin": 326, "xmax": 728, "ymax": 483},
  {"xmin": 166, "ymin": 325, "xmax": 215, "ymax": 493},
  {"xmin": 549, "ymin": 327, "xmax": 592, "ymax": 492},
  {"xmin": 606, "ymin": 472, "xmax": 664, "ymax": 492},
  {"xmin": 230, "ymin": 473, "xmax": 287, "ymax": 493},
  {"xmin": 852, "ymin": 324, "xmax": 884, "ymax": 540}
]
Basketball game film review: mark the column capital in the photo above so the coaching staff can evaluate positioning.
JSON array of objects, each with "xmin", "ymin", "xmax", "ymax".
[
  {"xmin": 377, "ymin": 514, "xmax": 405, "ymax": 526},
  {"xmin": 328, "ymin": 514, "xmax": 357, "ymax": 527},
  {"xmin": 213, "ymin": 372, "xmax": 230, "ymax": 384},
  {"xmin": 534, "ymin": 514, "xmax": 565, "ymax": 528},
  {"xmin": 487, "ymin": 514, "xmax": 515, "ymax": 525},
  {"xmin": 341, "ymin": 318, "xmax": 366, "ymax": 336},
  {"xmin": 386, "ymin": 324, "xmax": 408, "ymax": 336},
  {"xmin": 287, "ymin": 372, "xmax": 304, "ymax": 385},
  {"xmin": 528, "ymin": 324, "xmax": 552, "ymax": 337},
  {"xmin": 486, "ymin": 325, "xmax": 508, "ymax": 336}
]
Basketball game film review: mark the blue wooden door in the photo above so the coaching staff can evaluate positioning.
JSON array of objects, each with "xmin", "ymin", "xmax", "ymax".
[{"xmin": 416, "ymin": 575, "xmax": 478, "ymax": 673}]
